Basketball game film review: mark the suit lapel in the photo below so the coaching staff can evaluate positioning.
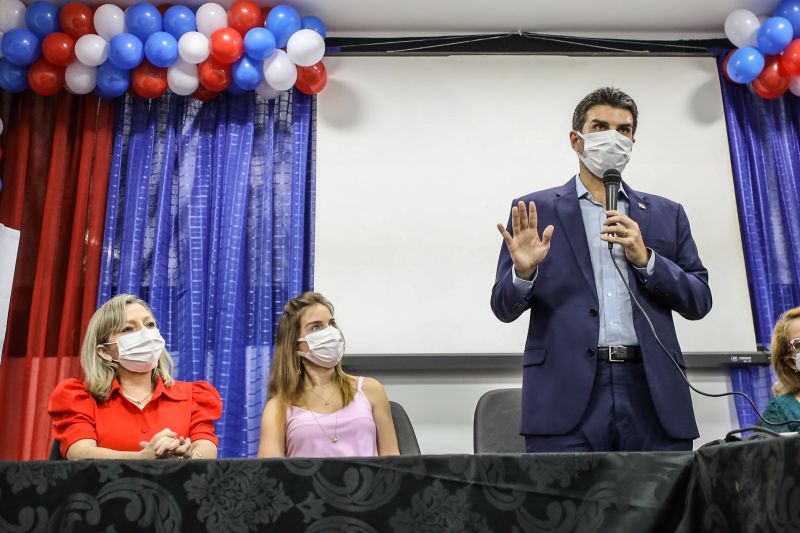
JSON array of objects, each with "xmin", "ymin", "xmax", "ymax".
[
  {"xmin": 553, "ymin": 177, "xmax": 597, "ymax": 297},
  {"xmin": 624, "ymin": 181, "xmax": 650, "ymax": 242}
]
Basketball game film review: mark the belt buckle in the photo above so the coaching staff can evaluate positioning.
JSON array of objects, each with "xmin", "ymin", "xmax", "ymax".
[{"xmin": 607, "ymin": 345, "xmax": 626, "ymax": 363}]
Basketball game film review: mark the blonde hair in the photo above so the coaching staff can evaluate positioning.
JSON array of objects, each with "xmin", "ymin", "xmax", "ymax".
[
  {"xmin": 82, "ymin": 294, "xmax": 174, "ymax": 401},
  {"xmin": 267, "ymin": 292, "xmax": 355, "ymax": 418},
  {"xmin": 771, "ymin": 306, "xmax": 800, "ymax": 396}
]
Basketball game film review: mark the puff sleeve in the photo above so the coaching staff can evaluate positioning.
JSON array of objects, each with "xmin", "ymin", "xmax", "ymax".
[
  {"xmin": 189, "ymin": 380, "xmax": 222, "ymax": 445},
  {"xmin": 47, "ymin": 379, "xmax": 98, "ymax": 458}
]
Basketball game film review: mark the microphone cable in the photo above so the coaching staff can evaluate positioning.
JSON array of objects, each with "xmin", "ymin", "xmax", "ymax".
[{"xmin": 607, "ymin": 247, "xmax": 800, "ymax": 429}]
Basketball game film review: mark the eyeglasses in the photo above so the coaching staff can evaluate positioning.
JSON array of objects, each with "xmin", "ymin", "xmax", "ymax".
[{"xmin": 789, "ymin": 337, "xmax": 800, "ymax": 353}]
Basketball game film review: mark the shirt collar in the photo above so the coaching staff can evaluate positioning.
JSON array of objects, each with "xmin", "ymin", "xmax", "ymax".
[
  {"xmin": 575, "ymin": 174, "xmax": 628, "ymax": 203},
  {"xmin": 109, "ymin": 375, "xmax": 187, "ymax": 402}
]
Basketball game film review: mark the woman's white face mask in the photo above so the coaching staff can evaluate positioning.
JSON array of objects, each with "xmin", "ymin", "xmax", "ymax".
[
  {"xmin": 297, "ymin": 326, "xmax": 345, "ymax": 368},
  {"xmin": 575, "ymin": 130, "xmax": 633, "ymax": 178},
  {"xmin": 104, "ymin": 327, "xmax": 165, "ymax": 373}
]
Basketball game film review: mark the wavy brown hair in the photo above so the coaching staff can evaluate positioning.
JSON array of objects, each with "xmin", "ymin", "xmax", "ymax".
[
  {"xmin": 267, "ymin": 292, "xmax": 355, "ymax": 418},
  {"xmin": 771, "ymin": 306, "xmax": 800, "ymax": 395},
  {"xmin": 82, "ymin": 294, "xmax": 174, "ymax": 401}
]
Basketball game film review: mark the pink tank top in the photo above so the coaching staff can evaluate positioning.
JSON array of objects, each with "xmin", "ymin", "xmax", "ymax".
[{"xmin": 285, "ymin": 376, "xmax": 379, "ymax": 457}]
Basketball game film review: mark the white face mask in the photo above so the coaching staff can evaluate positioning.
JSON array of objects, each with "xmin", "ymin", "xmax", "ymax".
[
  {"xmin": 576, "ymin": 130, "xmax": 633, "ymax": 178},
  {"xmin": 297, "ymin": 326, "xmax": 345, "ymax": 368},
  {"xmin": 105, "ymin": 327, "xmax": 165, "ymax": 373}
]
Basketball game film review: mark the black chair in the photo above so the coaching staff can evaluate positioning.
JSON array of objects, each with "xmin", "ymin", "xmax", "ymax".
[
  {"xmin": 49, "ymin": 439, "xmax": 63, "ymax": 460},
  {"xmin": 473, "ymin": 388, "xmax": 526, "ymax": 453},
  {"xmin": 390, "ymin": 401, "xmax": 421, "ymax": 455}
]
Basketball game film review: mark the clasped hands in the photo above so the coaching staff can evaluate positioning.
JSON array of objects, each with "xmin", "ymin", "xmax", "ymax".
[
  {"xmin": 139, "ymin": 428, "xmax": 193, "ymax": 459},
  {"xmin": 497, "ymin": 200, "xmax": 649, "ymax": 275}
]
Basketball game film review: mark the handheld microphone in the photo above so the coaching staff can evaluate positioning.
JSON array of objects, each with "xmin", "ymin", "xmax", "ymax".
[{"xmin": 603, "ymin": 169, "xmax": 622, "ymax": 249}]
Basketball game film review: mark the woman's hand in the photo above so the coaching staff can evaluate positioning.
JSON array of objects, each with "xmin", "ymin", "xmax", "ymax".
[
  {"xmin": 138, "ymin": 428, "xmax": 179, "ymax": 459},
  {"xmin": 167, "ymin": 436, "xmax": 193, "ymax": 459}
]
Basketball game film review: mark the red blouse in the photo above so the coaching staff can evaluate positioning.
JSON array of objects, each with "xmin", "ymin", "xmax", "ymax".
[{"xmin": 48, "ymin": 377, "xmax": 222, "ymax": 458}]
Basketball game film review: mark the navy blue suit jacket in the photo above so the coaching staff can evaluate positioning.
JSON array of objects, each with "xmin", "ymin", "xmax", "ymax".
[{"xmin": 491, "ymin": 177, "xmax": 711, "ymax": 439}]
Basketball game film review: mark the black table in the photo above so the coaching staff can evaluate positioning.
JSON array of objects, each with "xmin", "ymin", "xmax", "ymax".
[{"xmin": 1, "ymin": 436, "xmax": 797, "ymax": 532}]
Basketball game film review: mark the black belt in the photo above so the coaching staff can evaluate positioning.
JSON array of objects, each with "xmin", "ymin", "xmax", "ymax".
[{"xmin": 597, "ymin": 345, "xmax": 641, "ymax": 363}]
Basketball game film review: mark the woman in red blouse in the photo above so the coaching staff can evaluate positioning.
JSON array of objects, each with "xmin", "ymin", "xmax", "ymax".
[{"xmin": 48, "ymin": 294, "xmax": 222, "ymax": 460}]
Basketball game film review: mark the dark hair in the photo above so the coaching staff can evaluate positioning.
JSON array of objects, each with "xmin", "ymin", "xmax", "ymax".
[{"xmin": 572, "ymin": 87, "xmax": 638, "ymax": 134}]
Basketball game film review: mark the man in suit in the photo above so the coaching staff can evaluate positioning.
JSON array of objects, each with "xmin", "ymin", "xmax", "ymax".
[{"xmin": 491, "ymin": 87, "xmax": 712, "ymax": 452}]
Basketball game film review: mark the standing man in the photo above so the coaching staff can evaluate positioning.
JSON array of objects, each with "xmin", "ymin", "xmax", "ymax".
[{"xmin": 491, "ymin": 87, "xmax": 712, "ymax": 452}]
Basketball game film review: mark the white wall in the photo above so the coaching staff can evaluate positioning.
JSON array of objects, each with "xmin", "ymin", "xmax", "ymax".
[{"xmin": 314, "ymin": 55, "xmax": 753, "ymax": 452}]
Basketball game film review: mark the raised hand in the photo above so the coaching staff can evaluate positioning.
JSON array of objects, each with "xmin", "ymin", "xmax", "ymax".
[{"xmin": 496, "ymin": 200, "xmax": 555, "ymax": 280}]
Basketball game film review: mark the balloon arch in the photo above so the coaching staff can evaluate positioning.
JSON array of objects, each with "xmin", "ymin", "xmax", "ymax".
[{"xmin": 0, "ymin": 0, "xmax": 328, "ymax": 100}]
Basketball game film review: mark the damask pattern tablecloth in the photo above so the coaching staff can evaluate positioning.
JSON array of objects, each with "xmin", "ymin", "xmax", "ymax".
[{"xmin": 0, "ymin": 436, "xmax": 797, "ymax": 532}]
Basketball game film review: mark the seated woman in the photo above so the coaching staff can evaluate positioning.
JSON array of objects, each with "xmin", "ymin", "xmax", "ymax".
[
  {"xmin": 48, "ymin": 294, "xmax": 222, "ymax": 460},
  {"xmin": 258, "ymin": 292, "xmax": 399, "ymax": 457},
  {"xmin": 763, "ymin": 306, "xmax": 800, "ymax": 432}
]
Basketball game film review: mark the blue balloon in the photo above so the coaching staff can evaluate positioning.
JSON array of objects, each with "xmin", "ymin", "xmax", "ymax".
[
  {"xmin": 25, "ymin": 1, "xmax": 61, "ymax": 39},
  {"xmin": 775, "ymin": 0, "xmax": 800, "ymax": 39},
  {"xmin": 301, "ymin": 16, "xmax": 326, "ymax": 39},
  {"xmin": 109, "ymin": 33, "xmax": 144, "ymax": 70},
  {"xmin": 0, "ymin": 177, "xmax": 3, "ymax": 194},
  {"xmin": 757, "ymin": 17, "xmax": 793, "ymax": 54},
  {"xmin": 227, "ymin": 81, "xmax": 247, "ymax": 94},
  {"xmin": 727, "ymin": 47, "xmax": 766, "ymax": 83},
  {"xmin": 126, "ymin": 3, "xmax": 162, "ymax": 42},
  {"xmin": 144, "ymin": 31, "xmax": 178, "ymax": 68},
  {"xmin": 96, "ymin": 61, "xmax": 130, "ymax": 98},
  {"xmin": 163, "ymin": 5, "xmax": 196, "ymax": 39},
  {"xmin": 266, "ymin": 5, "xmax": 301, "ymax": 48},
  {"xmin": 0, "ymin": 59, "xmax": 29, "ymax": 92},
  {"xmin": 232, "ymin": 56, "xmax": 262, "ymax": 90},
  {"xmin": 244, "ymin": 27, "xmax": 276, "ymax": 61},
  {"xmin": 1, "ymin": 29, "xmax": 41, "ymax": 66}
]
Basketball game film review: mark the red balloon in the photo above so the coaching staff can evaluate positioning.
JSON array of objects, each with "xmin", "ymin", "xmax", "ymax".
[
  {"xmin": 209, "ymin": 28, "xmax": 244, "ymax": 64},
  {"xmin": 752, "ymin": 55, "xmax": 790, "ymax": 99},
  {"xmin": 295, "ymin": 61, "xmax": 327, "ymax": 95},
  {"xmin": 228, "ymin": 0, "xmax": 263, "ymax": 37},
  {"xmin": 42, "ymin": 33, "xmax": 76, "ymax": 67},
  {"xmin": 28, "ymin": 59, "xmax": 65, "ymax": 96},
  {"xmin": 198, "ymin": 57, "xmax": 232, "ymax": 92},
  {"xmin": 157, "ymin": 4, "xmax": 174, "ymax": 16},
  {"xmin": 193, "ymin": 85, "xmax": 219, "ymax": 102},
  {"xmin": 132, "ymin": 60, "xmax": 167, "ymax": 99},
  {"xmin": 781, "ymin": 38, "xmax": 800, "ymax": 76},
  {"xmin": 721, "ymin": 50, "xmax": 735, "ymax": 83},
  {"xmin": 261, "ymin": 7, "xmax": 271, "ymax": 22},
  {"xmin": 59, "ymin": 3, "xmax": 95, "ymax": 40}
]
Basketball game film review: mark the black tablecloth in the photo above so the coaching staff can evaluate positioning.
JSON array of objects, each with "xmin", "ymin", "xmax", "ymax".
[{"xmin": 1, "ymin": 436, "xmax": 798, "ymax": 532}]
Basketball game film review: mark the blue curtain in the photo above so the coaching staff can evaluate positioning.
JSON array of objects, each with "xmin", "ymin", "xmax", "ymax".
[
  {"xmin": 717, "ymin": 56, "xmax": 800, "ymax": 427},
  {"xmin": 98, "ymin": 91, "xmax": 316, "ymax": 457}
]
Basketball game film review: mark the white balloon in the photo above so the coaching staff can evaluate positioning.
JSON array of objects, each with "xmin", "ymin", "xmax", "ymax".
[
  {"xmin": 94, "ymin": 4, "xmax": 127, "ymax": 42},
  {"xmin": 724, "ymin": 9, "xmax": 760, "ymax": 49},
  {"xmin": 195, "ymin": 3, "xmax": 227, "ymax": 38},
  {"xmin": 65, "ymin": 62, "xmax": 97, "ymax": 94},
  {"xmin": 255, "ymin": 80, "xmax": 281, "ymax": 100},
  {"xmin": 0, "ymin": 0, "xmax": 26, "ymax": 33},
  {"xmin": 286, "ymin": 29, "xmax": 325, "ymax": 67},
  {"xmin": 178, "ymin": 31, "xmax": 210, "ymax": 64},
  {"xmin": 263, "ymin": 50, "xmax": 297, "ymax": 91},
  {"xmin": 167, "ymin": 59, "xmax": 199, "ymax": 95},
  {"xmin": 790, "ymin": 76, "xmax": 800, "ymax": 97},
  {"xmin": 0, "ymin": 117, "xmax": 3, "ymax": 136},
  {"xmin": 0, "ymin": 31, "xmax": 4, "ymax": 59},
  {"xmin": 74, "ymin": 35, "xmax": 108, "ymax": 67}
]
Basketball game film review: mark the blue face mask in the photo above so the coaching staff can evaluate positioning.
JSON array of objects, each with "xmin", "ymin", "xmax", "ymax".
[{"xmin": 576, "ymin": 130, "xmax": 633, "ymax": 178}]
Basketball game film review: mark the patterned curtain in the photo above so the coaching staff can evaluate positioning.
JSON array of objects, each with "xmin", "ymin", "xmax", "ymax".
[
  {"xmin": 717, "ymin": 56, "xmax": 800, "ymax": 427},
  {"xmin": 98, "ymin": 91, "xmax": 315, "ymax": 457}
]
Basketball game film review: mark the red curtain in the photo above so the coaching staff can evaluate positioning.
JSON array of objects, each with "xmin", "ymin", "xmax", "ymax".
[{"xmin": 0, "ymin": 91, "xmax": 115, "ymax": 460}]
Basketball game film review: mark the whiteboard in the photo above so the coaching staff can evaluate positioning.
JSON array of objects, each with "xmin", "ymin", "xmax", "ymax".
[{"xmin": 314, "ymin": 55, "xmax": 757, "ymax": 355}]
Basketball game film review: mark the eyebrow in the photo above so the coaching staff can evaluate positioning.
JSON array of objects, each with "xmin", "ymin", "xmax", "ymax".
[{"xmin": 590, "ymin": 119, "xmax": 632, "ymax": 130}]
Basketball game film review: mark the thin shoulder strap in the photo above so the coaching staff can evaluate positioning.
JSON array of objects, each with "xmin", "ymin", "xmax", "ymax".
[{"xmin": 357, "ymin": 376, "xmax": 364, "ymax": 391}]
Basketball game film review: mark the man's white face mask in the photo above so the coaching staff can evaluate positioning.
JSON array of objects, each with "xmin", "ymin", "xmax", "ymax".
[{"xmin": 575, "ymin": 130, "xmax": 633, "ymax": 178}]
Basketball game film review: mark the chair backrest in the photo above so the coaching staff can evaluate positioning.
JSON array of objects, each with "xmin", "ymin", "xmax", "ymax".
[
  {"xmin": 473, "ymin": 388, "xmax": 525, "ymax": 453},
  {"xmin": 49, "ymin": 439, "xmax": 63, "ymax": 460},
  {"xmin": 390, "ymin": 401, "xmax": 421, "ymax": 455}
]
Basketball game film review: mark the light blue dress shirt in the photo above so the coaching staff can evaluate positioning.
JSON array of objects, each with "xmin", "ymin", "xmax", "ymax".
[{"xmin": 512, "ymin": 176, "xmax": 655, "ymax": 346}]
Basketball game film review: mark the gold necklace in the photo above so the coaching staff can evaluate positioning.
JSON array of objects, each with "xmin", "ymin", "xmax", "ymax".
[
  {"xmin": 308, "ymin": 410, "xmax": 339, "ymax": 443},
  {"xmin": 309, "ymin": 385, "xmax": 336, "ymax": 407},
  {"xmin": 123, "ymin": 390, "xmax": 153, "ymax": 407}
]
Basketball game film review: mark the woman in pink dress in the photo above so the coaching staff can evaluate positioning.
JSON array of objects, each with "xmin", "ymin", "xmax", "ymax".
[{"xmin": 257, "ymin": 292, "xmax": 400, "ymax": 457}]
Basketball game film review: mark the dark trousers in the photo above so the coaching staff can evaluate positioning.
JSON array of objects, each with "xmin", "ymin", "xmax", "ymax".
[{"xmin": 525, "ymin": 359, "xmax": 693, "ymax": 453}]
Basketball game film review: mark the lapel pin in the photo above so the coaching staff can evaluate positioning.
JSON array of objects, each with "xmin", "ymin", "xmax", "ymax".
[{"xmin": 638, "ymin": 202, "xmax": 646, "ymax": 210}]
